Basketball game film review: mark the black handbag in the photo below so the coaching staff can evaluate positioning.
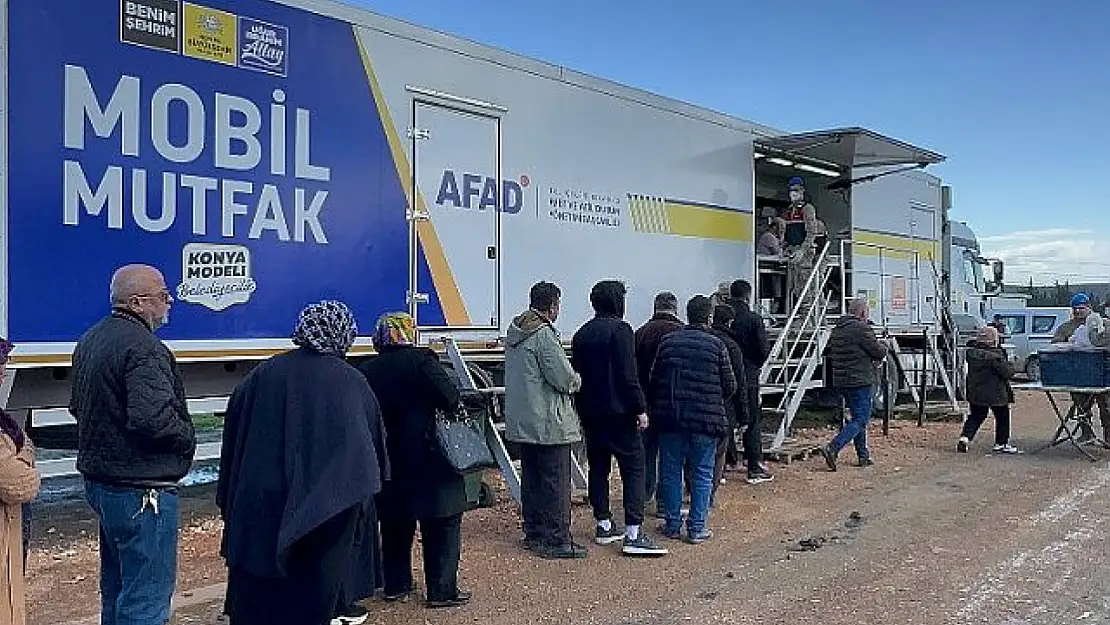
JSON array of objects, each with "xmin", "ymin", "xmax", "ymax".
[{"xmin": 433, "ymin": 393, "xmax": 498, "ymax": 475}]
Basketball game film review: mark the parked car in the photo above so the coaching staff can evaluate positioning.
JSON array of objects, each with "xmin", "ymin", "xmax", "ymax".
[{"xmin": 988, "ymin": 307, "xmax": 1072, "ymax": 380}]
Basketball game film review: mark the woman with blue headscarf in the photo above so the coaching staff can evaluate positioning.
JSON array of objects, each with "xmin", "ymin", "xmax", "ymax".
[
  {"xmin": 218, "ymin": 301, "xmax": 388, "ymax": 625},
  {"xmin": 357, "ymin": 312, "xmax": 471, "ymax": 609}
]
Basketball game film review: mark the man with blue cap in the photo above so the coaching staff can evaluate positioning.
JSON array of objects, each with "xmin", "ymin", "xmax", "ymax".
[
  {"xmin": 1051, "ymin": 292, "xmax": 1110, "ymax": 445},
  {"xmin": 782, "ymin": 177, "xmax": 822, "ymax": 309}
]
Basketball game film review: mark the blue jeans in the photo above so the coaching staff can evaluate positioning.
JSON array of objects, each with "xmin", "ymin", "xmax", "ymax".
[
  {"xmin": 658, "ymin": 432, "xmax": 717, "ymax": 536},
  {"xmin": 831, "ymin": 386, "xmax": 874, "ymax": 460},
  {"xmin": 85, "ymin": 480, "xmax": 179, "ymax": 625}
]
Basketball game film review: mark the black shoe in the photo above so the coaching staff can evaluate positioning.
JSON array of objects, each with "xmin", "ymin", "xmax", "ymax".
[
  {"xmin": 595, "ymin": 524, "xmax": 624, "ymax": 545},
  {"xmin": 957, "ymin": 437, "xmax": 969, "ymax": 453},
  {"xmin": 622, "ymin": 532, "xmax": 669, "ymax": 557},
  {"xmin": 331, "ymin": 604, "xmax": 368, "ymax": 625},
  {"xmin": 857, "ymin": 457, "xmax": 875, "ymax": 468},
  {"xmin": 539, "ymin": 542, "xmax": 588, "ymax": 559},
  {"xmin": 820, "ymin": 444, "xmax": 838, "ymax": 472},
  {"xmin": 746, "ymin": 466, "xmax": 775, "ymax": 484},
  {"xmin": 426, "ymin": 590, "xmax": 472, "ymax": 609},
  {"xmin": 382, "ymin": 590, "xmax": 411, "ymax": 603}
]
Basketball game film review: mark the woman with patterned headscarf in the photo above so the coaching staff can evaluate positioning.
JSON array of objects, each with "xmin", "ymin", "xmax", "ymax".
[
  {"xmin": 218, "ymin": 301, "xmax": 389, "ymax": 625},
  {"xmin": 356, "ymin": 312, "xmax": 472, "ymax": 609}
]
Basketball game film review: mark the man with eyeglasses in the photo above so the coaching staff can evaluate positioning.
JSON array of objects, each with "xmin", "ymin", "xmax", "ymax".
[{"xmin": 70, "ymin": 264, "xmax": 196, "ymax": 625}]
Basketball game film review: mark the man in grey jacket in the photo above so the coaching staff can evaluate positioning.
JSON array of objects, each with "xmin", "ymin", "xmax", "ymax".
[{"xmin": 504, "ymin": 281, "xmax": 586, "ymax": 560}]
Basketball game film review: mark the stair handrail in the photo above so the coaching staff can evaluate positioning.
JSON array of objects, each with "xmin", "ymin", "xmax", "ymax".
[
  {"xmin": 773, "ymin": 266, "xmax": 834, "ymax": 409},
  {"xmin": 760, "ymin": 242, "xmax": 834, "ymax": 385}
]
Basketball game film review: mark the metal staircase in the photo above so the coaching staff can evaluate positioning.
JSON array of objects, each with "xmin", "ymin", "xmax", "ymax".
[{"xmin": 760, "ymin": 244, "xmax": 838, "ymax": 450}]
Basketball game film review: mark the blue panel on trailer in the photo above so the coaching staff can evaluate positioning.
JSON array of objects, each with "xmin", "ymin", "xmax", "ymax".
[
  {"xmin": 415, "ymin": 239, "xmax": 448, "ymax": 327},
  {"xmin": 7, "ymin": 0, "xmax": 416, "ymax": 342}
]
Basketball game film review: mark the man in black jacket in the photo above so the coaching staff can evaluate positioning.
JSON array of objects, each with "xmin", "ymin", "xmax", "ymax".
[
  {"xmin": 572, "ymin": 281, "xmax": 668, "ymax": 557},
  {"xmin": 649, "ymin": 295, "xmax": 737, "ymax": 544},
  {"xmin": 633, "ymin": 292, "xmax": 684, "ymax": 508},
  {"xmin": 70, "ymin": 264, "xmax": 196, "ymax": 625},
  {"xmin": 709, "ymin": 305, "xmax": 748, "ymax": 504},
  {"xmin": 820, "ymin": 298, "xmax": 888, "ymax": 471},
  {"xmin": 728, "ymin": 280, "xmax": 774, "ymax": 484}
]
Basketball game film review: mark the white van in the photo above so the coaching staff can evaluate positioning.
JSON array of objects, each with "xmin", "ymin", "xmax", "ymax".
[{"xmin": 989, "ymin": 307, "xmax": 1072, "ymax": 379}]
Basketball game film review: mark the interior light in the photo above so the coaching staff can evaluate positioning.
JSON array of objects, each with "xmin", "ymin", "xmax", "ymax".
[
  {"xmin": 795, "ymin": 162, "xmax": 840, "ymax": 178},
  {"xmin": 767, "ymin": 157, "xmax": 793, "ymax": 167},
  {"xmin": 753, "ymin": 151, "xmax": 765, "ymax": 159}
]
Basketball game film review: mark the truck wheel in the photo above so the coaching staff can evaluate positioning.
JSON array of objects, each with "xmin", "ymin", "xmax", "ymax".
[{"xmin": 1026, "ymin": 357, "xmax": 1040, "ymax": 382}]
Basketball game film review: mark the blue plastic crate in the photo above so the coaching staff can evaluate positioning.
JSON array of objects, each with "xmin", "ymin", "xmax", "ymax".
[{"xmin": 1039, "ymin": 348, "xmax": 1110, "ymax": 389}]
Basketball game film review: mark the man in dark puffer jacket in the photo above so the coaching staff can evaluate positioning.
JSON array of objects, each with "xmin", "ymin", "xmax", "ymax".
[
  {"xmin": 70, "ymin": 264, "xmax": 196, "ymax": 625},
  {"xmin": 649, "ymin": 296, "xmax": 737, "ymax": 544},
  {"xmin": 820, "ymin": 297, "xmax": 887, "ymax": 472}
]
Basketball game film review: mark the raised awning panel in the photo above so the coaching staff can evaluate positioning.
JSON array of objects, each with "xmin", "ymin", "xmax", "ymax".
[{"xmin": 755, "ymin": 127, "xmax": 946, "ymax": 170}]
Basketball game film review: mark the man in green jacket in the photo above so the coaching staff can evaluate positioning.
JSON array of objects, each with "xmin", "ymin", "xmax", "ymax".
[{"xmin": 504, "ymin": 281, "xmax": 586, "ymax": 560}]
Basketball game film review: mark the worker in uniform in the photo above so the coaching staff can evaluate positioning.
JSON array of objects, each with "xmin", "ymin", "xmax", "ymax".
[
  {"xmin": 782, "ymin": 177, "xmax": 821, "ymax": 311},
  {"xmin": 1051, "ymin": 293, "xmax": 1110, "ymax": 446}
]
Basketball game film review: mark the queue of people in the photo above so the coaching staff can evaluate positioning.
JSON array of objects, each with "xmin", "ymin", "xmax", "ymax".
[{"xmin": 503, "ymin": 278, "xmax": 777, "ymax": 558}]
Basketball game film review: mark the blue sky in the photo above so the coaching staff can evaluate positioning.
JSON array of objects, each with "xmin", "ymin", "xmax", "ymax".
[{"xmin": 351, "ymin": 0, "xmax": 1109, "ymax": 282}]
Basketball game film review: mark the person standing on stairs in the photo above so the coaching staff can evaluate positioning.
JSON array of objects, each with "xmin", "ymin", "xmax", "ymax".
[
  {"xmin": 728, "ymin": 280, "xmax": 774, "ymax": 484},
  {"xmin": 820, "ymin": 298, "xmax": 888, "ymax": 471},
  {"xmin": 572, "ymin": 280, "xmax": 669, "ymax": 557}
]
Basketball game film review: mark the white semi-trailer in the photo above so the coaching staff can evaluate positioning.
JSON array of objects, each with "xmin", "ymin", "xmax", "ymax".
[{"xmin": 4, "ymin": 0, "xmax": 959, "ymax": 459}]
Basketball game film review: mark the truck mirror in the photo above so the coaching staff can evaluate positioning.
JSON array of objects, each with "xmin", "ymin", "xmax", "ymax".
[{"xmin": 992, "ymin": 260, "xmax": 1004, "ymax": 290}]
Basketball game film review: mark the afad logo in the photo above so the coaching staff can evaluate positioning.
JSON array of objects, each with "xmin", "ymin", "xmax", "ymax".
[{"xmin": 434, "ymin": 170, "xmax": 530, "ymax": 214}]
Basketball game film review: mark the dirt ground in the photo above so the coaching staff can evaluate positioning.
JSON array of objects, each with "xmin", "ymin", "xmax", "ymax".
[{"xmin": 32, "ymin": 391, "xmax": 1110, "ymax": 625}]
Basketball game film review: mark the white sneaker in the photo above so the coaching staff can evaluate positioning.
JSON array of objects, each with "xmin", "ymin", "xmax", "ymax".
[{"xmin": 992, "ymin": 444, "xmax": 1022, "ymax": 454}]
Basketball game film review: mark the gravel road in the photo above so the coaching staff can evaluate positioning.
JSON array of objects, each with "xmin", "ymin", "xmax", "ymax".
[{"xmin": 31, "ymin": 392, "xmax": 1110, "ymax": 625}]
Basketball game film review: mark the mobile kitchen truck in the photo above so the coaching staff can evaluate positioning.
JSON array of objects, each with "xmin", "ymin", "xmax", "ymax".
[{"xmin": 3, "ymin": 0, "xmax": 984, "ymax": 467}]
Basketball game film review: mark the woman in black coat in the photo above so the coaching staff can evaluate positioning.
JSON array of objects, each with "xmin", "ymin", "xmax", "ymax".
[
  {"xmin": 958, "ymin": 326, "xmax": 1019, "ymax": 454},
  {"xmin": 358, "ymin": 312, "xmax": 471, "ymax": 609}
]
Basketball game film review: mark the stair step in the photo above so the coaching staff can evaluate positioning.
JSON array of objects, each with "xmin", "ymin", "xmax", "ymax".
[{"xmin": 759, "ymin": 381, "xmax": 824, "ymax": 395}]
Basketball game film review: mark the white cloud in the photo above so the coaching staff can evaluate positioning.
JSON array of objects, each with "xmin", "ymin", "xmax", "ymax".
[{"xmin": 978, "ymin": 228, "xmax": 1110, "ymax": 284}]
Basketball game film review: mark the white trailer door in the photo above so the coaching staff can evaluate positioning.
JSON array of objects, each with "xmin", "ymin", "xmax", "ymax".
[
  {"xmin": 411, "ymin": 100, "xmax": 503, "ymax": 329},
  {"xmin": 910, "ymin": 201, "xmax": 939, "ymax": 324}
]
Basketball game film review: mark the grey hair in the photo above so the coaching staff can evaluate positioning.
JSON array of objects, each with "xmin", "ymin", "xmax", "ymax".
[
  {"xmin": 847, "ymin": 297, "xmax": 870, "ymax": 318},
  {"xmin": 653, "ymin": 291, "xmax": 679, "ymax": 314},
  {"xmin": 109, "ymin": 264, "xmax": 156, "ymax": 306}
]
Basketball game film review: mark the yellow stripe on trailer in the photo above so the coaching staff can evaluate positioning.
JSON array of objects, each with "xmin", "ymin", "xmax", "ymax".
[
  {"xmin": 629, "ymin": 196, "xmax": 753, "ymax": 242},
  {"xmin": 852, "ymin": 229, "xmax": 939, "ymax": 261}
]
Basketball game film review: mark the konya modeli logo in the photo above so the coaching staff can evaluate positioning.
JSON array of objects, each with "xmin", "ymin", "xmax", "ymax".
[{"xmin": 178, "ymin": 243, "xmax": 258, "ymax": 312}]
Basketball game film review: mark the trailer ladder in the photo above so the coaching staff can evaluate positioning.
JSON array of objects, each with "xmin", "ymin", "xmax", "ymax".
[
  {"xmin": 439, "ymin": 336, "xmax": 587, "ymax": 506},
  {"xmin": 760, "ymin": 243, "xmax": 837, "ymax": 451}
]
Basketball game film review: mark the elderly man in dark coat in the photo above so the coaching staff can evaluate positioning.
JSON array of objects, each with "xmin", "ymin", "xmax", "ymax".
[
  {"xmin": 820, "ymin": 297, "xmax": 888, "ymax": 471},
  {"xmin": 217, "ymin": 301, "xmax": 388, "ymax": 625}
]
